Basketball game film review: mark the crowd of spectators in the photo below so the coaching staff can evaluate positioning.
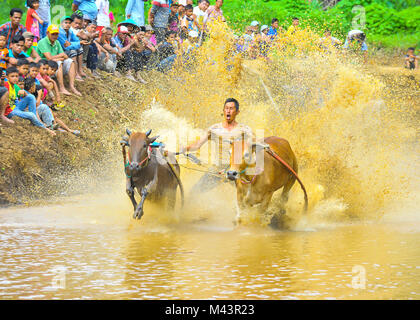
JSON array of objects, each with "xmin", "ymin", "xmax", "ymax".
[{"xmin": 0, "ymin": 0, "xmax": 415, "ymax": 134}]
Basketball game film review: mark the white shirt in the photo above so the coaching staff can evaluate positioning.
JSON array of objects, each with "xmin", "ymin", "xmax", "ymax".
[
  {"xmin": 96, "ymin": 0, "xmax": 110, "ymax": 27},
  {"xmin": 193, "ymin": 6, "xmax": 207, "ymax": 26}
]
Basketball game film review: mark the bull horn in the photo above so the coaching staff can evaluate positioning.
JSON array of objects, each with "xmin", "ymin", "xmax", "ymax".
[
  {"xmin": 145, "ymin": 129, "xmax": 152, "ymax": 137},
  {"xmin": 149, "ymin": 135, "xmax": 159, "ymax": 144},
  {"xmin": 126, "ymin": 128, "xmax": 132, "ymax": 136},
  {"xmin": 120, "ymin": 140, "xmax": 130, "ymax": 146}
]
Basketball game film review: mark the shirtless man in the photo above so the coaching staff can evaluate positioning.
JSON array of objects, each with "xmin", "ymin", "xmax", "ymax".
[{"xmin": 181, "ymin": 98, "xmax": 253, "ymax": 193}]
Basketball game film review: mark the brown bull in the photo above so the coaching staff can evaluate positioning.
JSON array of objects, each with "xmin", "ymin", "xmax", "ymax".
[
  {"xmin": 226, "ymin": 136, "xmax": 308, "ymax": 227},
  {"xmin": 121, "ymin": 129, "xmax": 184, "ymax": 220}
]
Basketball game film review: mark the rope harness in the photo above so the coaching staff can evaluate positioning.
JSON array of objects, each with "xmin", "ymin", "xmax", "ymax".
[{"xmin": 123, "ymin": 145, "xmax": 152, "ymax": 178}]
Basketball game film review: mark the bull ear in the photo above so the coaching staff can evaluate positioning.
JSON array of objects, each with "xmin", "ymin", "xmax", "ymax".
[
  {"xmin": 126, "ymin": 128, "xmax": 132, "ymax": 136},
  {"xmin": 148, "ymin": 135, "xmax": 159, "ymax": 144},
  {"xmin": 145, "ymin": 129, "xmax": 152, "ymax": 137}
]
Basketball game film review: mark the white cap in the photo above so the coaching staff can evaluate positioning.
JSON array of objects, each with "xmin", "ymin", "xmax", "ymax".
[
  {"xmin": 188, "ymin": 30, "xmax": 199, "ymax": 38},
  {"xmin": 250, "ymin": 21, "xmax": 259, "ymax": 27},
  {"xmin": 260, "ymin": 25, "xmax": 268, "ymax": 32}
]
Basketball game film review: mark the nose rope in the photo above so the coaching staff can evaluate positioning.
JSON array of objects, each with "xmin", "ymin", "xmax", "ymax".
[{"xmin": 124, "ymin": 146, "xmax": 152, "ymax": 177}]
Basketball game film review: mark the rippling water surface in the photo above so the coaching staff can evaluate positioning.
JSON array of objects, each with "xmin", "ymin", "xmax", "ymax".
[{"xmin": 0, "ymin": 191, "xmax": 418, "ymax": 300}]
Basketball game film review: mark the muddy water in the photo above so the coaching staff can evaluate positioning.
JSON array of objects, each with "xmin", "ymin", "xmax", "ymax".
[{"xmin": 0, "ymin": 189, "xmax": 418, "ymax": 300}]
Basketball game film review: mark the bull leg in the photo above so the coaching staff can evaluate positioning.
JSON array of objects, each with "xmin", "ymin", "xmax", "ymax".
[
  {"xmin": 134, "ymin": 188, "xmax": 148, "ymax": 220},
  {"xmin": 133, "ymin": 172, "xmax": 158, "ymax": 220},
  {"xmin": 279, "ymin": 177, "xmax": 296, "ymax": 215},
  {"xmin": 234, "ymin": 188, "xmax": 247, "ymax": 226},
  {"xmin": 126, "ymin": 177, "xmax": 137, "ymax": 210}
]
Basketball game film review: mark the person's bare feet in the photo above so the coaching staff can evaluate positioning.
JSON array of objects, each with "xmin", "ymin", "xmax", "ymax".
[
  {"xmin": 59, "ymin": 89, "xmax": 72, "ymax": 96},
  {"xmin": 1, "ymin": 115, "xmax": 14, "ymax": 124},
  {"xmin": 70, "ymin": 87, "xmax": 82, "ymax": 96}
]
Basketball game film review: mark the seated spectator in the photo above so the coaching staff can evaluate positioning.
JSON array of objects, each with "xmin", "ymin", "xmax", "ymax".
[
  {"xmin": 36, "ymin": 24, "xmax": 81, "ymax": 96},
  {"xmin": 287, "ymin": 17, "xmax": 300, "ymax": 36},
  {"xmin": 3, "ymin": 66, "xmax": 55, "ymax": 135},
  {"xmin": 250, "ymin": 21, "xmax": 259, "ymax": 35},
  {"xmin": 0, "ymin": 32, "xmax": 10, "ymax": 70},
  {"xmin": 46, "ymin": 60, "xmax": 64, "ymax": 107},
  {"xmin": 404, "ymin": 47, "xmax": 418, "ymax": 70},
  {"xmin": 319, "ymin": 29, "xmax": 341, "ymax": 51},
  {"xmin": 23, "ymin": 32, "xmax": 42, "ymax": 63},
  {"xmin": 343, "ymin": 29, "xmax": 368, "ymax": 63},
  {"xmin": 148, "ymin": 0, "xmax": 171, "ymax": 45},
  {"xmin": 96, "ymin": 27, "xmax": 119, "ymax": 75},
  {"xmin": 27, "ymin": 62, "xmax": 45, "ymax": 107},
  {"xmin": 25, "ymin": 0, "xmax": 43, "ymax": 42},
  {"xmin": 0, "ymin": 8, "xmax": 26, "ymax": 49},
  {"xmin": 36, "ymin": 59, "xmax": 60, "ymax": 106},
  {"xmin": 145, "ymin": 25, "xmax": 157, "ymax": 46},
  {"xmin": 58, "ymin": 15, "xmax": 86, "ymax": 80},
  {"xmin": 24, "ymin": 76, "xmax": 79, "ymax": 135},
  {"xmin": 157, "ymin": 31, "xmax": 179, "ymax": 73},
  {"xmin": 16, "ymin": 58, "xmax": 30, "ymax": 77},
  {"xmin": 72, "ymin": 0, "xmax": 98, "ymax": 23},
  {"xmin": 113, "ymin": 26, "xmax": 137, "ymax": 81},
  {"xmin": 8, "ymin": 35, "xmax": 32, "ymax": 66}
]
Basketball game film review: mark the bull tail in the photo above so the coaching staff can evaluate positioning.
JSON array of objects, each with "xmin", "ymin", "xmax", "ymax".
[
  {"xmin": 166, "ymin": 161, "xmax": 185, "ymax": 208},
  {"xmin": 267, "ymin": 149, "xmax": 308, "ymax": 214}
]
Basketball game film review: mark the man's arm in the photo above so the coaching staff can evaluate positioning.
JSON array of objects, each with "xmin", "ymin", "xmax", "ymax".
[
  {"xmin": 149, "ymin": 5, "xmax": 156, "ymax": 26},
  {"xmin": 183, "ymin": 129, "xmax": 211, "ymax": 153}
]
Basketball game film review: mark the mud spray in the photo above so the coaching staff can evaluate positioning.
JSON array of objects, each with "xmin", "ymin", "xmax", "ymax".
[{"xmin": 127, "ymin": 21, "xmax": 419, "ymax": 230}]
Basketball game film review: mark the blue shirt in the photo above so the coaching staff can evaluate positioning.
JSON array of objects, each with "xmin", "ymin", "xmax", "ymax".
[
  {"xmin": 58, "ymin": 27, "xmax": 81, "ymax": 51},
  {"xmin": 267, "ymin": 26, "xmax": 277, "ymax": 37},
  {"xmin": 125, "ymin": 0, "xmax": 145, "ymax": 27},
  {"xmin": 9, "ymin": 50, "xmax": 29, "ymax": 59},
  {"xmin": 73, "ymin": 0, "xmax": 98, "ymax": 20}
]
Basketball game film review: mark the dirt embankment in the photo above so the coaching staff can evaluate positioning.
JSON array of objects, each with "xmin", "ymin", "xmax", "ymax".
[{"xmin": 0, "ymin": 73, "xmax": 152, "ymax": 205}]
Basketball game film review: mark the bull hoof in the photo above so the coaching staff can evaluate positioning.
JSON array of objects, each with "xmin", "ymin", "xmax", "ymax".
[
  {"xmin": 134, "ymin": 209, "xmax": 144, "ymax": 220},
  {"xmin": 269, "ymin": 214, "xmax": 280, "ymax": 229}
]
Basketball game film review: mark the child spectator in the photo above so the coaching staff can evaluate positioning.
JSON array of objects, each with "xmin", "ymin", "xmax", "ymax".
[
  {"xmin": 45, "ymin": 60, "xmax": 64, "ymax": 108},
  {"xmin": 319, "ymin": 29, "xmax": 341, "ymax": 51},
  {"xmin": 205, "ymin": 0, "xmax": 225, "ymax": 24},
  {"xmin": 38, "ymin": 0, "xmax": 51, "ymax": 39},
  {"xmin": 343, "ymin": 29, "xmax": 368, "ymax": 63},
  {"xmin": 181, "ymin": 4, "xmax": 200, "ymax": 35},
  {"xmin": 1, "ymin": 84, "xmax": 14, "ymax": 124},
  {"xmin": 193, "ymin": 0, "xmax": 210, "ymax": 30},
  {"xmin": 0, "ymin": 8, "xmax": 26, "ymax": 49},
  {"xmin": 8, "ymin": 35, "xmax": 31, "ymax": 66},
  {"xmin": 25, "ymin": 0, "xmax": 43, "ymax": 42},
  {"xmin": 405, "ymin": 47, "xmax": 418, "ymax": 70},
  {"xmin": 268, "ymin": 18, "xmax": 281, "ymax": 39},
  {"xmin": 0, "ymin": 33, "xmax": 10, "ymax": 71},
  {"xmin": 168, "ymin": 3, "xmax": 180, "ymax": 33},
  {"xmin": 58, "ymin": 16, "xmax": 86, "ymax": 80},
  {"xmin": 24, "ymin": 76, "xmax": 79, "ymax": 135},
  {"xmin": 23, "ymin": 32, "xmax": 41, "ymax": 63},
  {"xmin": 3, "ymin": 66, "xmax": 55, "ymax": 135},
  {"xmin": 16, "ymin": 58, "xmax": 30, "ymax": 77}
]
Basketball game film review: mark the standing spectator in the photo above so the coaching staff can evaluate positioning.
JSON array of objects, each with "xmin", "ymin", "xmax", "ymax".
[
  {"xmin": 126, "ymin": 0, "xmax": 146, "ymax": 28},
  {"xmin": 72, "ymin": 0, "xmax": 98, "ymax": 22},
  {"xmin": 23, "ymin": 32, "xmax": 41, "ymax": 63},
  {"xmin": 168, "ymin": 2, "xmax": 180, "ymax": 33},
  {"xmin": 37, "ymin": 0, "xmax": 51, "ymax": 39},
  {"xmin": 0, "ymin": 8, "xmax": 26, "ymax": 49},
  {"xmin": 58, "ymin": 16, "xmax": 86, "ymax": 80},
  {"xmin": 25, "ymin": 0, "xmax": 42, "ymax": 42},
  {"xmin": 36, "ymin": 25, "xmax": 81, "ymax": 96},
  {"xmin": 96, "ymin": 0, "xmax": 111, "ymax": 32},
  {"xmin": 405, "ymin": 47, "xmax": 418, "ymax": 70},
  {"xmin": 193, "ymin": 0, "xmax": 210, "ymax": 30},
  {"xmin": 205, "ymin": 0, "xmax": 225, "ymax": 24},
  {"xmin": 149, "ymin": 0, "xmax": 170, "ymax": 45}
]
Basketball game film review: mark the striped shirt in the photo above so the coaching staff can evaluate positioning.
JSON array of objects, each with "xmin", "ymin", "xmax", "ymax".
[{"xmin": 0, "ymin": 22, "xmax": 26, "ymax": 48}]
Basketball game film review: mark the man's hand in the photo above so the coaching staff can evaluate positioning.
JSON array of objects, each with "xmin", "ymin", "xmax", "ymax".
[
  {"xmin": 127, "ymin": 14, "xmax": 131, "ymax": 19},
  {"xmin": 63, "ymin": 41, "xmax": 71, "ymax": 48},
  {"xmin": 18, "ymin": 90, "xmax": 27, "ymax": 96}
]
